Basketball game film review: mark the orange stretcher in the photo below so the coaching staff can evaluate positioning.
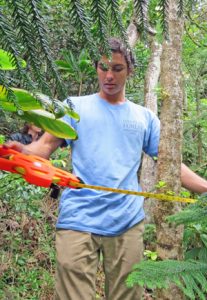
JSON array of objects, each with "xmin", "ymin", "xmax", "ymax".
[{"xmin": 0, "ymin": 145, "xmax": 80, "ymax": 188}]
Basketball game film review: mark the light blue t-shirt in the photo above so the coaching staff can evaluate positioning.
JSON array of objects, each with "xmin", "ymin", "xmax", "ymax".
[{"xmin": 56, "ymin": 93, "xmax": 160, "ymax": 236}]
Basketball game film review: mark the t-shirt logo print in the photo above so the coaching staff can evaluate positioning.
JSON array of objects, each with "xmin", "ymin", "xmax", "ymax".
[{"xmin": 123, "ymin": 120, "xmax": 139, "ymax": 131}]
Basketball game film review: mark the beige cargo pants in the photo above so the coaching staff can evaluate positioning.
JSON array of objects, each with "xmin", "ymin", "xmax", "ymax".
[{"xmin": 54, "ymin": 221, "xmax": 144, "ymax": 300}]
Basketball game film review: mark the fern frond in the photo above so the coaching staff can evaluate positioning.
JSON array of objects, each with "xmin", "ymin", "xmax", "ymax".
[
  {"xmin": 185, "ymin": 247, "xmax": 203, "ymax": 260},
  {"xmin": 106, "ymin": 0, "xmax": 128, "ymax": 44},
  {"xmin": 66, "ymin": 0, "xmax": 97, "ymax": 57},
  {"xmin": 157, "ymin": 0, "xmax": 169, "ymax": 39},
  {"xmin": 198, "ymin": 246, "xmax": 207, "ymax": 262},
  {"xmin": 134, "ymin": 0, "xmax": 148, "ymax": 36},
  {"xmin": 0, "ymin": 7, "xmax": 34, "ymax": 90},
  {"xmin": 127, "ymin": 260, "xmax": 207, "ymax": 300},
  {"xmin": 91, "ymin": 0, "xmax": 109, "ymax": 54},
  {"xmin": 178, "ymin": 0, "xmax": 185, "ymax": 17},
  {"xmin": 28, "ymin": 0, "xmax": 67, "ymax": 99},
  {"xmin": 167, "ymin": 195, "xmax": 207, "ymax": 225},
  {"xmin": 10, "ymin": 0, "xmax": 50, "ymax": 94}
]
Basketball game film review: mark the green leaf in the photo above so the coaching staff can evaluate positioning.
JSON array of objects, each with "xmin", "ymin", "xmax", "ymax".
[
  {"xmin": 55, "ymin": 60, "xmax": 73, "ymax": 72},
  {"xmin": 64, "ymin": 104, "xmax": 80, "ymax": 121},
  {"xmin": 0, "ymin": 49, "xmax": 26, "ymax": 70},
  {"xmin": 36, "ymin": 93, "xmax": 80, "ymax": 121},
  {"xmin": 22, "ymin": 109, "xmax": 77, "ymax": 139},
  {"xmin": 0, "ymin": 86, "xmax": 42, "ymax": 111},
  {"xmin": 155, "ymin": 180, "xmax": 167, "ymax": 188},
  {"xmin": 200, "ymin": 234, "xmax": 207, "ymax": 248},
  {"xmin": 0, "ymin": 135, "xmax": 5, "ymax": 144}
]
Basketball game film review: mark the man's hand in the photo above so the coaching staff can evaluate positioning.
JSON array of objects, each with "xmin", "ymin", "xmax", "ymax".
[
  {"xmin": 4, "ymin": 140, "xmax": 27, "ymax": 153},
  {"xmin": 4, "ymin": 132, "xmax": 64, "ymax": 159}
]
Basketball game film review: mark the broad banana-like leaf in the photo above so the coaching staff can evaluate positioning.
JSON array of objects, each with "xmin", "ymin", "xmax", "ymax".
[
  {"xmin": 0, "ymin": 49, "xmax": 26, "ymax": 70},
  {"xmin": 0, "ymin": 86, "xmax": 42, "ymax": 111},
  {"xmin": 22, "ymin": 109, "xmax": 77, "ymax": 139}
]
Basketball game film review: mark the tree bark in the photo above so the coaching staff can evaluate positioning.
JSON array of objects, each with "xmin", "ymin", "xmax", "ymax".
[
  {"xmin": 127, "ymin": 22, "xmax": 140, "ymax": 48},
  {"xmin": 154, "ymin": 0, "xmax": 185, "ymax": 298},
  {"xmin": 140, "ymin": 37, "xmax": 162, "ymax": 223}
]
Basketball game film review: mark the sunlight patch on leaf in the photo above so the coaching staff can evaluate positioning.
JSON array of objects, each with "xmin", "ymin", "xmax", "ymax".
[
  {"xmin": 0, "ymin": 86, "xmax": 42, "ymax": 111},
  {"xmin": 0, "ymin": 49, "xmax": 26, "ymax": 70}
]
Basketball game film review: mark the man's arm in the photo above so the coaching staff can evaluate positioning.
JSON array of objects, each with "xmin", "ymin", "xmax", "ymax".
[
  {"xmin": 5, "ymin": 132, "xmax": 64, "ymax": 159},
  {"xmin": 181, "ymin": 163, "xmax": 207, "ymax": 194}
]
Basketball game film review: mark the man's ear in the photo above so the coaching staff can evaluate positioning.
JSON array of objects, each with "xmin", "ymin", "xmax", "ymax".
[{"xmin": 127, "ymin": 68, "xmax": 133, "ymax": 77}]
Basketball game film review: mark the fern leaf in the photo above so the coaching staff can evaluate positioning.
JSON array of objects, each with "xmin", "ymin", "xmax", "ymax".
[
  {"xmin": 28, "ymin": 0, "xmax": 67, "ymax": 99},
  {"xmin": 106, "ymin": 0, "xmax": 128, "ymax": 44},
  {"xmin": 157, "ymin": 0, "xmax": 169, "ymax": 39},
  {"xmin": 134, "ymin": 0, "xmax": 148, "ymax": 36},
  {"xmin": 167, "ymin": 195, "xmax": 207, "ymax": 225},
  {"xmin": 181, "ymin": 273, "xmax": 199, "ymax": 299},
  {"xmin": 178, "ymin": 0, "xmax": 185, "ymax": 17},
  {"xmin": 66, "ymin": 0, "xmax": 97, "ymax": 57},
  {"xmin": 0, "ymin": 7, "xmax": 34, "ymax": 90},
  {"xmin": 193, "ymin": 271, "xmax": 207, "ymax": 293},
  {"xmin": 185, "ymin": 247, "xmax": 202, "ymax": 260},
  {"xmin": 91, "ymin": 0, "xmax": 109, "ymax": 54},
  {"xmin": 127, "ymin": 260, "xmax": 207, "ymax": 300},
  {"xmin": 198, "ymin": 246, "xmax": 207, "ymax": 262},
  {"xmin": 10, "ymin": 0, "xmax": 50, "ymax": 94}
]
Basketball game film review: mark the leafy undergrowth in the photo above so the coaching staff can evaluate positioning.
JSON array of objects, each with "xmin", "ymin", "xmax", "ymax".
[
  {"xmin": 0, "ymin": 172, "xmax": 106, "ymax": 299},
  {"xmin": 0, "ymin": 172, "xmax": 153, "ymax": 300}
]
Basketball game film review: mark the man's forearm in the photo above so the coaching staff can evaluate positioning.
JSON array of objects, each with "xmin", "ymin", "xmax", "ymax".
[
  {"xmin": 5, "ymin": 132, "xmax": 64, "ymax": 159},
  {"xmin": 181, "ymin": 163, "xmax": 207, "ymax": 194}
]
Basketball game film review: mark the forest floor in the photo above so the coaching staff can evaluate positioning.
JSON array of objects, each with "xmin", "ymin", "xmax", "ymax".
[{"xmin": 0, "ymin": 181, "xmax": 154, "ymax": 300}]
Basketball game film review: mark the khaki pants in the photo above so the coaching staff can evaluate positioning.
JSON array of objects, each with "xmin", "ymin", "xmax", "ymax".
[{"xmin": 55, "ymin": 221, "xmax": 144, "ymax": 300}]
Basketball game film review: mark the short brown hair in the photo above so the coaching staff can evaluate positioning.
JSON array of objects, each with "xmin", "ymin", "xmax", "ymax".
[{"xmin": 95, "ymin": 37, "xmax": 135, "ymax": 72}]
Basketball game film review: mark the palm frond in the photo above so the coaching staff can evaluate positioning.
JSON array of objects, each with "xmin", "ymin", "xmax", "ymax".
[
  {"xmin": 91, "ymin": 0, "xmax": 109, "ymax": 54},
  {"xmin": 106, "ymin": 0, "xmax": 128, "ymax": 44},
  {"xmin": 0, "ymin": 7, "xmax": 33, "ymax": 89},
  {"xmin": 28, "ymin": 0, "xmax": 67, "ymax": 98},
  {"xmin": 167, "ymin": 194, "xmax": 207, "ymax": 225},
  {"xmin": 158, "ymin": 0, "xmax": 169, "ymax": 39},
  {"xmin": 178, "ymin": 0, "xmax": 185, "ymax": 17},
  {"xmin": 10, "ymin": 0, "xmax": 50, "ymax": 94},
  {"xmin": 134, "ymin": 0, "xmax": 149, "ymax": 36},
  {"xmin": 127, "ymin": 259, "xmax": 207, "ymax": 300},
  {"xmin": 66, "ymin": 0, "xmax": 97, "ymax": 57}
]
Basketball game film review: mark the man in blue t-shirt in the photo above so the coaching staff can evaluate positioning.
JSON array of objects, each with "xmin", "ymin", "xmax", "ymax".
[{"xmin": 6, "ymin": 38, "xmax": 207, "ymax": 300}]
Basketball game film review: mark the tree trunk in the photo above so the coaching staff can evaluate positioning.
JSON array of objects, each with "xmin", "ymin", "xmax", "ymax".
[
  {"xmin": 140, "ymin": 37, "xmax": 162, "ymax": 223},
  {"xmin": 127, "ymin": 22, "xmax": 140, "ymax": 48},
  {"xmin": 154, "ymin": 0, "xmax": 185, "ymax": 298},
  {"xmin": 195, "ymin": 86, "xmax": 202, "ymax": 164}
]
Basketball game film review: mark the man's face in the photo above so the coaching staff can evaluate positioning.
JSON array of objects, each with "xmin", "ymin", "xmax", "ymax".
[{"xmin": 97, "ymin": 52, "xmax": 130, "ymax": 100}]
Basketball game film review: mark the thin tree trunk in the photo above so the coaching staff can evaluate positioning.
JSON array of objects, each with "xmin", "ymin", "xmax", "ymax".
[
  {"xmin": 195, "ymin": 86, "xmax": 202, "ymax": 164},
  {"xmin": 154, "ymin": 0, "xmax": 185, "ymax": 298},
  {"xmin": 127, "ymin": 22, "xmax": 140, "ymax": 48},
  {"xmin": 140, "ymin": 37, "xmax": 162, "ymax": 223}
]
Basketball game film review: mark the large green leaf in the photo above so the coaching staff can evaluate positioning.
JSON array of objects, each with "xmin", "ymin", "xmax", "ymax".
[
  {"xmin": 36, "ymin": 93, "xmax": 80, "ymax": 121},
  {"xmin": 0, "ymin": 87, "xmax": 80, "ymax": 123},
  {"xmin": 0, "ymin": 49, "xmax": 26, "ymax": 70},
  {"xmin": 22, "ymin": 109, "xmax": 77, "ymax": 139},
  {"xmin": 0, "ymin": 86, "xmax": 42, "ymax": 111}
]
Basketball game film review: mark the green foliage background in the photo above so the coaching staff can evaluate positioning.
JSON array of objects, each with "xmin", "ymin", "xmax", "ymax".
[{"xmin": 0, "ymin": 0, "xmax": 207, "ymax": 299}]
